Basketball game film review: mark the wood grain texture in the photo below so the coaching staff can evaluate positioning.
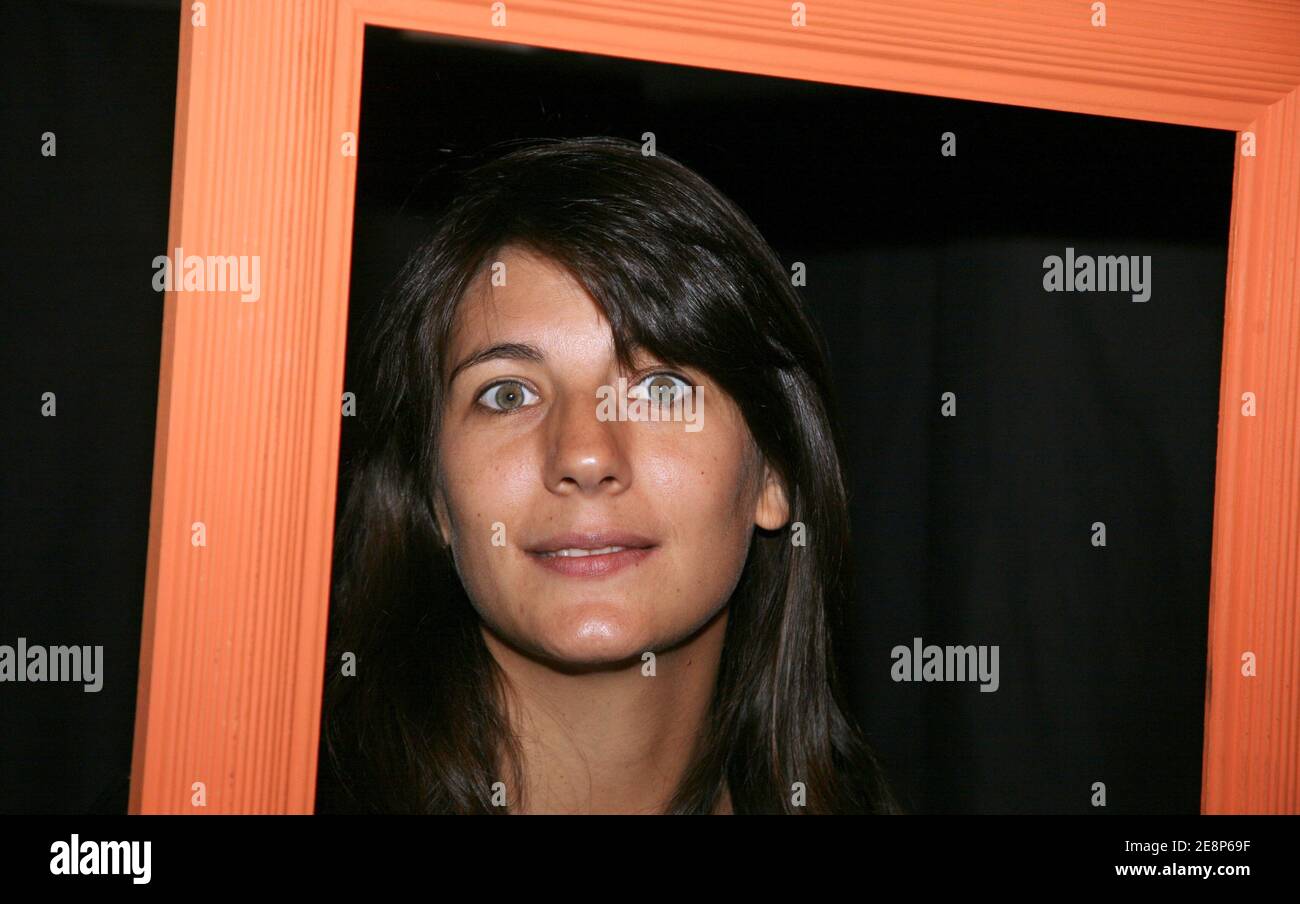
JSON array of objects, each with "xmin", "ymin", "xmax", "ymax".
[
  {"xmin": 359, "ymin": 0, "xmax": 1300, "ymax": 128},
  {"xmin": 1204, "ymin": 86, "xmax": 1300, "ymax": 814},
  {"xmin": 130, "ymin": 0, "xmax": 358, "ymax": 813},
  {"xmin": 132, "ymin": 0, "xmax": 1300, "ymax": 813}
]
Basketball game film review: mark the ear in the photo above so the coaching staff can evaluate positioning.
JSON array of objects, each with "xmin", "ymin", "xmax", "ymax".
[{"xmin": 753, "ymin": 461, "xmax": 790, "ymax": 531}]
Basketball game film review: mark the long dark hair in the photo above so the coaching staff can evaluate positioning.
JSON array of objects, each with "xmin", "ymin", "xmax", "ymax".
[{"xmin": 319, "ymin": 135, "xmax": 900, "ymax": 814}]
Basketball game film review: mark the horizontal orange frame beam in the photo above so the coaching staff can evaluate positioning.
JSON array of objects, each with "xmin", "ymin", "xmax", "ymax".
[{"xmin": 130, "ymin": 0, "xmax": 1300, "ymax": 813}]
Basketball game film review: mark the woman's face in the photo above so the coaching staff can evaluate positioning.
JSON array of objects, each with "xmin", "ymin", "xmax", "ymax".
[{"xmin": 431, "ymin": 245, "xmax": 789, "ymax": 667}]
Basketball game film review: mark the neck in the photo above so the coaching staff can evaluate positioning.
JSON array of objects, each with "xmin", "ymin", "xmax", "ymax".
[{"xmin": 482, "ymin": 608, "xmax": 730, "ymax": 814}]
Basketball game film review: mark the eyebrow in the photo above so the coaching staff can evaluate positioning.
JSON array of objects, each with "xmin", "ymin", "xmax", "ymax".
[{"xmin": 447, "ymin": 342, "xmax": 547, "ymax": 385}]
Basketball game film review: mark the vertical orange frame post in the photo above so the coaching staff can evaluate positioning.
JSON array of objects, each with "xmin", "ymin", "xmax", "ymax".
[{"xmin": 130, "ymin": 0, "xmax": 1300, "ymax": 813}]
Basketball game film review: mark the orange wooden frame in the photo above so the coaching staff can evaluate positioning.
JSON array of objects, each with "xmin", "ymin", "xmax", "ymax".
[{"xmin": 130, "ymin": 0, "xmax": 1300, "ymax": 814}]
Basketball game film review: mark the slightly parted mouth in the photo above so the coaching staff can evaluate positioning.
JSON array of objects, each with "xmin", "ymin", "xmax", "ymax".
[{"xmin": 525, "ymin": 529, "xmax": 658, "ymax": 557}]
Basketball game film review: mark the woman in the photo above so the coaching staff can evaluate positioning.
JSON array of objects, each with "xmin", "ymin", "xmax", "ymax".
[{"xmin": 318, "ymin": 135, "xmax": 901, "ymax": 815}]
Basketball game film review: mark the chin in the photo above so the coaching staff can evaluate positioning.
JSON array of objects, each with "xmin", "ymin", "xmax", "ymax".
[{"xmin": 536, "ymin": 604, "xmax": 657, "ymax": 668}]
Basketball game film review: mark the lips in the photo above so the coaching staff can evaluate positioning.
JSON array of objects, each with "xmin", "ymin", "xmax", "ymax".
[
  {"xmin": 536, "ymin": 545, "xmax": 630, "ymax": 558},
  {"xmin": 526, "ymin": 530, "xmax": 657, "ymax": 556},
  {"xmin": 525, "ymin": 530, "xmax": 658, "ymax": 578}
]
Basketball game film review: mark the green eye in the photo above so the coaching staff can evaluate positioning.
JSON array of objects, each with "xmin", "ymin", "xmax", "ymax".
[
  {"xmin": 477, "ymin": 380, "xmax": 538, "ymax": 413},
  {"xmin": 631, "ymin": 372, "xmax": 690, "ymax": 403}
]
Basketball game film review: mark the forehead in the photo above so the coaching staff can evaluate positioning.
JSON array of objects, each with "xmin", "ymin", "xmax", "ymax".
[{"xmin": 446, "ymin": 245, "xmax": 631, "ymax": 371}]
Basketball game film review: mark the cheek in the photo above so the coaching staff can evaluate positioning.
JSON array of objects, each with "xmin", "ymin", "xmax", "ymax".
[
  {"xmin": 442, "ymin": 431, "xmax": 536, "ymax": 528},
  {"xmin": 438, "ymin": 435, "xmax": 537, "ymax": 591},
  {"xmin": 644, "ymin": 435, "xmax": 757, "ymax": 575}
]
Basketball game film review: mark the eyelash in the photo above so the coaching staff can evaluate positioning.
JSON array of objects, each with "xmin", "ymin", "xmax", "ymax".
[
  {"xmin": 473, "ymin": 370, "xmax": 692, "ymax": 416},
  {"xmin": 626, "ymin": 371, "xmax": 692, "ymax": 400},
  {"xmin": 475, "ymin": 379, "xmax": 540, "ymax": 415}
]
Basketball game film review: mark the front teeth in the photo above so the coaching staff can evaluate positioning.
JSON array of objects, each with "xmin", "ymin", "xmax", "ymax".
[{"xmin": 540, "ymin": 545, "xmax": 628, "ymax": 558}]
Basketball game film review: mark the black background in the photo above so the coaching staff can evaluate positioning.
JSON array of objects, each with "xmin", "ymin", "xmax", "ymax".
[{"xmin": 1, "ymin": 2, "xmax": 1231, "ymax": 814}]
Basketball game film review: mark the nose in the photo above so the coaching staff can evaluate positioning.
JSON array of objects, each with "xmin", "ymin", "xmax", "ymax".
[{"xmin": 543, "ymin": 390, "xmax": 631, "ymax": 495}]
